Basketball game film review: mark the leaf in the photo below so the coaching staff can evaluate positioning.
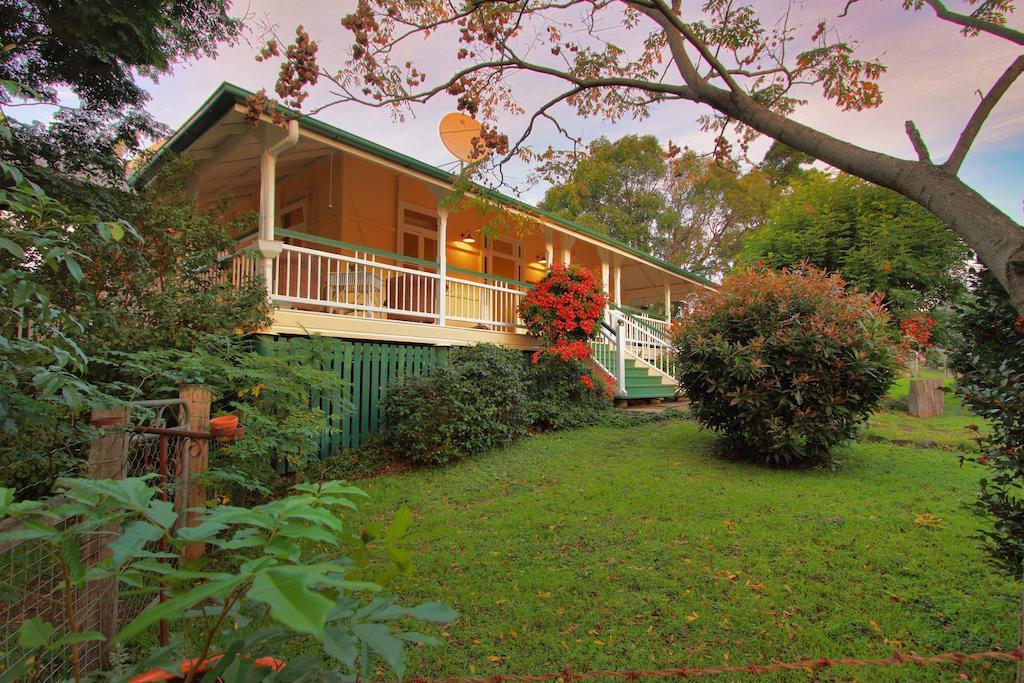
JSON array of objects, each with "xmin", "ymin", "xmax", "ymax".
[
  {"xmin": 118, "ymin": 575, "xmax": 246, "ymax": 642},
  {"xmin": 352, "ymin": 622, "xmax": 405, "ymax": 679},
  {"xmin": 17, "ymin": 617, "xmax": 52, "ymax": 648},
  {"xmin": 0, "ymin": 236, "xmax": 24, "ymax": 259},
  {"xmin": 402, "ymin": 602, "xmax": 458, "ymax": 623},
  {"xmin": 323, "ymin": 626, "xmax": 358, "ymax": 670},
  {"xmin": 384, "ymin": 507, "xmax": 413, "ymax": 545},
  {"xmin": 64, "ymin": 256, "xmax": 83, "ymax": 282},
  {"xmin": 247, "ymin": 566, "xmax": 333, "ymax": 637},
  {"xmin": 109, "ymin": 520, "xmax": 164, "ymax": 568}
]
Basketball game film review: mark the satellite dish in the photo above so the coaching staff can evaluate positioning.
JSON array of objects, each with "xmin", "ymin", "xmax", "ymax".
[{"xmin": 439, "ymin": 112, "xmax": 488, "ymax": 163}]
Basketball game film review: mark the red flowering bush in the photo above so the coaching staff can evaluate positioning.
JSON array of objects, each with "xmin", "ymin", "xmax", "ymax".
[
  {"xmin": 674, "ymin": 265, "xmax": 898, "ymax": 466},
  {"xmin": 900, "ymin": 313, "xmax": 935, "ymax": 351},
  {"xmin": 518, "ymin": 264, "xmax": 607, "ymax": 362}
]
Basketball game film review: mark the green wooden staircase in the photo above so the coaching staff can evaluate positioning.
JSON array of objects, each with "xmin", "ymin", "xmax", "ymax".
[
  {"xmin": 621, "ymin": 357, "xmax": 677, "ymax": 399},
  {"xmin": 591, "ymin": 310, "xmax": 678, "ymax": 401}
]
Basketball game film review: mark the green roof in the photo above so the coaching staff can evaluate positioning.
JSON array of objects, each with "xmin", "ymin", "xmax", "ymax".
[{"xmin": 131, "ymin": 82, "xmax": 715, "ymax": 287}]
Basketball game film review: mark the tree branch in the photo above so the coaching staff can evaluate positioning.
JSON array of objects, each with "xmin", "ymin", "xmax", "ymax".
[
  {"xmin": 922, "ymin": 0, "xmax": 1024, "ymax": 46},
  {"xmin": 904, "ymin": 120, "xmax": 932, "ymax": 163},
  {"xmin": 944, "ymin": 54, "xmax": 1024, "ymax": 174},
  {"xmin": 639, "ymin": 0, "xmax": 745, "ymax": 96}
]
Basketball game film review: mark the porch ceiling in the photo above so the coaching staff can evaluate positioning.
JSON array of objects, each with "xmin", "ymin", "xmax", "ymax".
[{"xmin": 188, "ymin": 109, "xmax": 335, "ymax": 206}]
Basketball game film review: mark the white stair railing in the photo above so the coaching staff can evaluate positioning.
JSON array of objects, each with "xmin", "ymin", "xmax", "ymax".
[
  {"xmin": 590, "ymin": 323, "xmax": 627, "ymax": 397},
  {"xmin": 609, "ymin": 308, "xmax": 677, "ymax": 381}
]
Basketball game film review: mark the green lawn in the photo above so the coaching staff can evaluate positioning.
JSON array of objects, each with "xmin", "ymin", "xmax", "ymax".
[
  {"xmin": 861, "ymin": 372, "xmax": 986, "ymax": 451},
  {"xmin": 347, "ymin": 416, "xmax": 1018, "ymax": 682}
]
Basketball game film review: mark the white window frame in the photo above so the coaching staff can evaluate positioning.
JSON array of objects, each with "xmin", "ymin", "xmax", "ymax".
[
  {"xmin": 484, "ymin": 234, "xmax": 524, "ymax": 282},
  {"xmin": 397, "ymin": 201, "xmax": 439, "ymax": 263}
]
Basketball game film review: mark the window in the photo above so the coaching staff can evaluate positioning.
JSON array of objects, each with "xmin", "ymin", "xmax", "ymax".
[
  {"xmin": 484, "ymin": 235, "xmax": 524, "ymax": 281},
  {"xmin": 398, "ymin": 203, "xmax": 439, "ymax": 266}
]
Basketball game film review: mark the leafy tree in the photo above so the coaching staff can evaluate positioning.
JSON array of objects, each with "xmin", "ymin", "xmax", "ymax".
[
  {"xmin": 538, "ymin": 137, "xmax": 782, "ymax": 276},
  {"xmin": 1, "ymin": 0, "xmax": 241, "ymax": 188},
  {"xmin": 538, "ymin": 135, "xmax": 670, "ymax": 254},
  {"xmin": 258, "ymin": 0, "xmax": 1024, "ymax": 312},
  {"xmin": 663, "ymin": 150, "xmax": 777, "ymax": 276},
  {"xmin": 739, "ymin": 172, "xmax": 969, "ymax": 322}
]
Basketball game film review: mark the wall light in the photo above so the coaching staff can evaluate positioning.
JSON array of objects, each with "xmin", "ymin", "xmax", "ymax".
[
  {"xmin": 461, "ymin": 232, "xmax": 476, "ymax": 244},
  {"xmin": 535, "ymin": 254, "xmax": 548, "ymax": 265}
]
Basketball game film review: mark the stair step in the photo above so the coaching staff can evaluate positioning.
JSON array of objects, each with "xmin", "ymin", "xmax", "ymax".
[
  {"xmin": 625, "ymin": 386, "xmax": 678, "ymax": 399},
  {"xmin": 626, "ymin": 376, "xmax": 671, "ymax": 387}
]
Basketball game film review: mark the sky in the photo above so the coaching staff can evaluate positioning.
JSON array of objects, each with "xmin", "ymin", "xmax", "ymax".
[{"xmin": 17, "ymin": 0, "xmax": 1024, "ymax": 221}]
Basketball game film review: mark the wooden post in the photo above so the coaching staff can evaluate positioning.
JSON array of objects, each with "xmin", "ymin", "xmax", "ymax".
[
  {"xmin": 179, "ymin": 385, "xmax": 211, "ymax": 560},
  {"xmin": 907, "ymin": 378, "xmax": 944, "ymax": 418},
  {"xmin": 437, "ymin": 206, "xmax": 448, "ymax": 327},
  {"xmin": 85, "ymin": 406, "xmax": 129, "ymax": 666}
]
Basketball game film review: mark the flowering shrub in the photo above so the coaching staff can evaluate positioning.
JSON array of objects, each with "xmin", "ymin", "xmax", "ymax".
[
  {"xmin": 673, "ymin": 265, "xmax": 898, "ymax": 466},
  {"xmin": 900, "ymin": 313, "xmax": 936, "ymax": 351},
  {"xmin": 518, "ymin": 264, "xmax": 607, "ymax": 362}
]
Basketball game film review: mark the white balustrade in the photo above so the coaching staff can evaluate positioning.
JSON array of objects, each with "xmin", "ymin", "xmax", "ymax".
[
  {"xmin": 445, "ymin": 274, "xmax": 527, "ymax": 332},
  {"xmin": 272, "ymin": 244, "xmax": 440, "ymax": 321}
]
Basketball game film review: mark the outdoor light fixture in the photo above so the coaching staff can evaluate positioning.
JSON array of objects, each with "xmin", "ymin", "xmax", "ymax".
[
  {"xmin": 461, "ymin": 232, "xmax": 476, "ymax": 243},
  {"xmin": 536, "ymin": 254, "xmax": 548, "ymax": 265}
]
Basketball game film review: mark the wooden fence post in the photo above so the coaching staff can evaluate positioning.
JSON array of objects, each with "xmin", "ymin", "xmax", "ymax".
[
  {"xmin": 84, "ymin": 406, "xmax": 129, "ymax": 667},
  {"xmin": 179, "ymin": 385, "xmax": 211, "ymax": 561}
]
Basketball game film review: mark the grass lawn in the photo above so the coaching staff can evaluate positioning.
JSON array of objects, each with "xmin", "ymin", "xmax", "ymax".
[
  {"xmin": 348, "ymin": 416, "xmax": 1017, "ymax": 682},
  {"xmin": 862, "ymin": 372, "xmax": 986, "ymax": 451}
]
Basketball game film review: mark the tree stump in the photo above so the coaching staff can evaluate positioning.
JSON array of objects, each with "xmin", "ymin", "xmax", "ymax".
[{"xmin": 907, "ymin": 378, "xmax": 944, "ymax": 418}]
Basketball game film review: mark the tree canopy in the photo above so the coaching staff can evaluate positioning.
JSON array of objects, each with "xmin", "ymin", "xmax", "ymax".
[
  {"xmin": 739, "ymin": 172, "xmax": 969, "ymax": 321},
  {"xmin": 538, "ymin": 135, "xmax": 669, "ymax": 255},
  {"xmin": 255, "ymin": 0, "xmax": 1024, "ymax": 312},
  {"xmin": 0, "ymin": 0, "xmax": 241, "ymax": 188}
]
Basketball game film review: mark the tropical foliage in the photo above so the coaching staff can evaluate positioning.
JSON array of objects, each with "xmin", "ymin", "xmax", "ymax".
[
  {"xmin": 0, "ymin": 478, "xmax": 455, "ymax": 681},
  {"xmin": 379, "ymin": 344, "xmax": 530, "ymax": 465},
  {"xmin": 673, "ymin": 265, "xmax": 898, "ymax": 465},
  {"xmin": 525, "ymin": 354, "xmax": 612, "ymax": 431}
]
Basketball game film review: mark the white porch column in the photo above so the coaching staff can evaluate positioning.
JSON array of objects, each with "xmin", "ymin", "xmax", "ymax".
[
  {"xmin": 560, "ymin": 234, "xmax": 576, "ymax": 266},
  {"xmin": 664, "ymin": 282, "xmax": 672, "ymax": 322},
  {"xmin": 543, "ymin": 227, "xmax": 554, "ymax": 268},
  {"xmin": 257, "ymin": 121, "xmax": 299, "ymax": 299},
  {"xmin": 613, "ymin": 257, "xmax": 622, "ymax": 306},
  {"xmin": 437, "ymin": 206, "xmax": 448, "ymax": 327},
  {"xmin": 599, "ymin": 250, "xmax": 611, "ymax": 322}
]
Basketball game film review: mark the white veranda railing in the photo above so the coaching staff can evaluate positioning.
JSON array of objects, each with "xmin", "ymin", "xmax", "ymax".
[{"xmin": 223, "ymin": 241, "xmax": 529, "ymax": 331}]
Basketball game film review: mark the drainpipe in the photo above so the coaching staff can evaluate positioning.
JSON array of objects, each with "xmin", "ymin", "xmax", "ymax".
[{"xmin": 257, "ymin": 120, "xmax": 300, "ymax": 298}]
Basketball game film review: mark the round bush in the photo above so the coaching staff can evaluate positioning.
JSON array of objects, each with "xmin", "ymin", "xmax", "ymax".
[
  {"xmin": 526, "ymin": 355, "xmax": 612, "ymax": 431},
  {"xmin": 674, "ymin": 265, "xmax": 897, "ymax": 465},
  {"xmin": 379, "ymin": 344, "xmax": 529, "ymax": 465}
]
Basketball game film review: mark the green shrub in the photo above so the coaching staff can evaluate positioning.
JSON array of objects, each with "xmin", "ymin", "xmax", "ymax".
[
  {"xmin": 379, "ymin": 344, "xmax": 528, "ymax": 465},
  {"xmin": 526, "ymin": 355, "xmax": 611, "ymax": 431},
  {"xmin": 674, "ymin": 265, "xmax": 898, "ymax": 466},
  {"xmin": 948, "ymin": 269, "xmax": 1024, "ymax": 578}
]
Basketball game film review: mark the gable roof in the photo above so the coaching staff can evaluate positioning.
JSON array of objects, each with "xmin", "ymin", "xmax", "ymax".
[{"xmin": 131, "ymin": 82, "xmax": 715, "ymax": 288}]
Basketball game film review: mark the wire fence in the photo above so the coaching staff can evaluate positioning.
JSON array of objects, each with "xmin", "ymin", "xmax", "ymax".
[
  {"xmin": 0, "ymin": 393, "xmax": 213, "ymax": 681},
  {"xmin": 402, "ymin": 648, "xmax": 1024, "ymax": 682}
]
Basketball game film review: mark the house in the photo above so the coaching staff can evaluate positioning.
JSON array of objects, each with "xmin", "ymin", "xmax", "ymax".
[{"xmin": 132, "ymin": 83, "xmax": 714, "ymax": 450}]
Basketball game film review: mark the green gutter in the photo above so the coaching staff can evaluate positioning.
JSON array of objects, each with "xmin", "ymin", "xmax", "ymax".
[{"xmin": 132, "ymin": 81, "xmax": 717, "ymax": 288}]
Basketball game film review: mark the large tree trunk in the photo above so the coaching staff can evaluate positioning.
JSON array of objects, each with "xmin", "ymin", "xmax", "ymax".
[{"xmin": 702, "ymin": 87, "xmax": 1024, "ymax": 313}]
